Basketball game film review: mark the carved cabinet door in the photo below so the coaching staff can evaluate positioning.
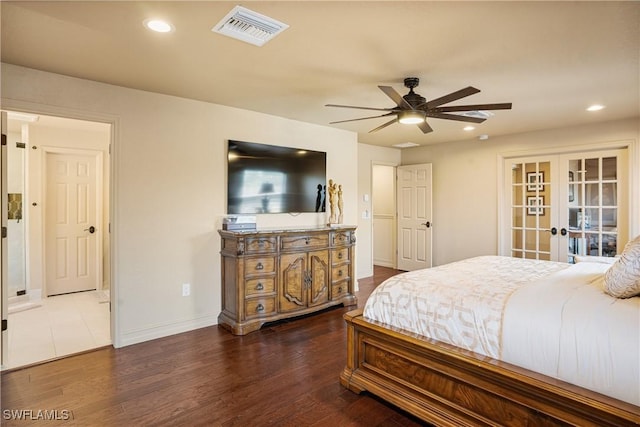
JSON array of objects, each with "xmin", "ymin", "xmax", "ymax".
[
  {"xmin": 279, "ymin": 250, "xmax": 329, "ymax": 311},
  {"xmin": 307, "ymin": 250, "xmax": 329, "ymax": 307},
  {"xmin": 279, "ymin": 253, "xmax": 306, "ymax": 312}
]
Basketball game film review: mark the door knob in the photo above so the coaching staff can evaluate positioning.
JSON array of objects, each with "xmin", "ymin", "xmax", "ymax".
[
  {"xmin": 550, "ymin": 227, "xmax": 557, "ymax": 235},
  {"xmin": 421, "ymin": 222, "xmax": 431, "ymax": 228},
  {"xmin": 84, "ymin": 226, "xmax": 96, "ymax": 234},
  {"xmin": 560, "ymin": 228, "xmax": 567, "ymax": 236}
]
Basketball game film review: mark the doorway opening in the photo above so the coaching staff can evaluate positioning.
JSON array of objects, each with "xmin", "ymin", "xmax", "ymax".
[
  {"xmin": 372, "ymin": 164, "xmax": 397, "ymax": 269},
  {"xmin": 3, "ymin": 111, "xmax": 111, "ymax": 369}
]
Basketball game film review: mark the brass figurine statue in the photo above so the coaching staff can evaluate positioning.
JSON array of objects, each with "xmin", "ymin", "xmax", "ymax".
[
  {"xmin": 337, "ymin": 184, "xmax": 344, "ymax": 224},
  {"xmin": 328, "ymin": 179, "xmax": 337, "ymax": 224}
]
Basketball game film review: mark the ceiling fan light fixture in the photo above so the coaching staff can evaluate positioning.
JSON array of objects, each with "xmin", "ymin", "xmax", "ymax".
[{"xmin": 398, "ymin": 110, "xmax": 426, "ymax": 124}]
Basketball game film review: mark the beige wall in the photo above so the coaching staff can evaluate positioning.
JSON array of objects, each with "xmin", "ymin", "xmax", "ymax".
[
  {"xmin": 357, "ymin": 144, "xmax": 401, "ymax": 278},
  {"xmin": 2, "ymin": 63, "xmax": 358, "ymax": 347},
  {"xmin": 401, "ymin": 118, "xmax": 640, "ymax": 266}
]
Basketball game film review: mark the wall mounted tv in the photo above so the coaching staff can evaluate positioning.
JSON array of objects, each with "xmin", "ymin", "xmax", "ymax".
[{"xmin": 227, "ymin": 140, "xmax": 327, "ymax": 214}]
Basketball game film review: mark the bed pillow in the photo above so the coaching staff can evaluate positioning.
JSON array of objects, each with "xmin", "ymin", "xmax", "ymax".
[{"xmin": 604, "ymin": 235, "xmax": 640, "ymax": 298}]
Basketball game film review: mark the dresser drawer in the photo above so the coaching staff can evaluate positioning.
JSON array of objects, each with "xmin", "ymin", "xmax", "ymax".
[
  {"xmin": 245, "ymin": 297, "xmax": 276, "ymax": 318},
  {"xmin": 332, "ymin": 230, "xmax": 353, "ymax": 246},
  {"xmin": 281, "ymin": 234, "xmax": 329, "ymax": 250},
  {"xmin": 244, "ymin": 237, "xmax": 277, "ymax": 254},
  {"xmin": 331, "ymin": 265, "xmax": 350, "ymax": 282},
  {"xmin": 332, "ymin": 281, "xmax": 349, "ymax": 299},
  {"xmin": 332, "ymin": 248, "xmax": 350, "ymax": 264},
  {"xmin": 245, "ymin": 257, "xmax": 276, "ymax": 274},
  {"xmin": 245, "ymin": 277, "xmax": 275, "ymax": 296}
]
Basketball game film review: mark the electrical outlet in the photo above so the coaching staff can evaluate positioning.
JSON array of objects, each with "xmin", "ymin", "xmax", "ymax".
[{"xmin": 182, "ymin": 283, "xmax": 191, "ymax": 297}]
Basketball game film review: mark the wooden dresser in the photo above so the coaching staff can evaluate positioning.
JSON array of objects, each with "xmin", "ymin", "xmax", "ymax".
[{"xmin": 218, "ymin": 226, "xmax": 357, "ymax": 335}]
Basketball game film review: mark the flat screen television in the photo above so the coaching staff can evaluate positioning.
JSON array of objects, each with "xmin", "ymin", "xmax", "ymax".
[{"xmin": 227, "ymin": 140, "xmax": 327, "ymax": 214}]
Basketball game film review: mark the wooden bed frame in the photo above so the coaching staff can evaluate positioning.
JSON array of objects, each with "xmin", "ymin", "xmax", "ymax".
[{"xmin": 341, "ymin": 309, "xmax": 640, "ymax": 426}]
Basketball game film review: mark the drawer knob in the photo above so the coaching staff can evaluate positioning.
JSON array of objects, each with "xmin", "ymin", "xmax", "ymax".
[
  {"xmin": 256, "ymin": 304, "xmax": 264, "ymax": 312},
  {"xmin": 255, "ymin": 262, "xmax": 264, "ymax": 270},
  {"xmin": 305, "ymin": 237, "xmax": 310, "ymax": 245},
  {"xmin": 338, "ymin": 270, "xmax": 343, "ymax": 277},
  {"xmin": 338, "ymin": 287, "xmax": 343, "ymax": 293},
  {"xmin": 256, "ymin": 283, "xmax": 264, "ymax": 291},
  {"xmin": 338, "ymin": 252, "xmax": 343, "ymax": 259},
  {"xmin": 258, "ymin": 241, "xmax": 265, "ymax": 247}
]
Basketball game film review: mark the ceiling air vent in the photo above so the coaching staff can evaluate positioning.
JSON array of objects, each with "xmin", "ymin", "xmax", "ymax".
[{"xmin": 212, "ymin": 5, "xmax": 289, "ymax": 47}]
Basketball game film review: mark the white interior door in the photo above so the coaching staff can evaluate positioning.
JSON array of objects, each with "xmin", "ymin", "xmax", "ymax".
[
  {"xmin": 45, "ymin": 150, "xmax": 101, "ymax": 296},
  {"xmin": 1, "ymin": 111, "xmax": 8, "ymax": 366},
  {"xmin": 397, "ymin": 163, "xmax": 432, "ymax": 271}
]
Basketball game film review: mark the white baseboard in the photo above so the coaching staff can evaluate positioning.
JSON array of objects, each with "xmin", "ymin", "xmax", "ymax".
[
  {"xmin": 374, "ymin": 260, "xmax": 395, "ymax": 268},
  {"xmin": 117, "ymin": 314, "xmax": 218, "ymax": 348}
]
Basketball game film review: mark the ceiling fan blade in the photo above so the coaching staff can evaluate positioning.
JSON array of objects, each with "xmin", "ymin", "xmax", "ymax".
[
  {"xmin": 425, "ymin": 86, "xmax": 481, "ymax": 109},
  {"xmin": 378, "ymin": 86, "xmax": 413, "ymax": 110},
  {"xmin": 369, "ymin": 118, "xmax": 397, "ymax": 133},
  {"xmin": 417, "ymin": 121, "xmax": 433, "ymax": 134},
  {"xmin": 325, "ymin": 104, "xmax": 398, "ymax": 112},
  {"xmin": 426, "ymin": 112, "xmax": 486, "ymax": 123},
  {"xmin": 431, "ymin": 103, "xmax": 513, "ymax": 113},
  {"xmin": 329, "ymin": 112, "xmax": 395, "ymax": 124}
]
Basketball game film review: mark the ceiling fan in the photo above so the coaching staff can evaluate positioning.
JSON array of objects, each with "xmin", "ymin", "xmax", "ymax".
[{"xmin": 326, "ymin": 77, "xmax": 512, "ymax": 134}]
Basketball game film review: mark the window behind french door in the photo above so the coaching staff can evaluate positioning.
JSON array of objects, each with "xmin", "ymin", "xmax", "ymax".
[{"xmin": 504, "ymin": 148, "xmax": 628, "ymax": 263}]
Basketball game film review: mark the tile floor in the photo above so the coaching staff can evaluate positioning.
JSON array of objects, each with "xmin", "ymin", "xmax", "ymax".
[{"xmin": 5, "ymin": 290, "xmax": 111, "ymax": 369}]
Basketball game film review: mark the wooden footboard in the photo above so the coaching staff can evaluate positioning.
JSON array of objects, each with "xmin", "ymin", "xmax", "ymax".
[{"xmin": 341, "ymin": 309, "xmax": 640, "ymax": 426}]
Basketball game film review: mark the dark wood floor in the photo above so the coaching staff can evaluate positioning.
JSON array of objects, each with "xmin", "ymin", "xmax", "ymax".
[{"xmin": 2, "ymin": 266, "xmax": 428, "ymax": 426}]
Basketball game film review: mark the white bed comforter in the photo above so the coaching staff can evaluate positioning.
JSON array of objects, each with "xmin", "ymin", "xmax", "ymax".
[{"xmin": 363, "ymin": 256, "xmax": 640, "ymax": 405}]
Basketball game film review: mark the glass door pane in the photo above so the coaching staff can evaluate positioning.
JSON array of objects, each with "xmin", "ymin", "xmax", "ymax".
[
  {"xmin": 510, "ymin": 160, "xmax": 552, "ymax": 261},
  {"xmin": 566, "ymin": 155, "xmax": 620, "ymax": 263}
]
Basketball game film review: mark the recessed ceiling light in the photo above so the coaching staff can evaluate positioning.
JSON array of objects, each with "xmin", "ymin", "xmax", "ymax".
[
  {"xmin": 478, "ymin": 134, "xmax": 489, "ymax": 141},
  {"xmin": 586, "ymin": 104, "xmax": 605, "ymax": 112},
  {"xmin": 144, "ymin": 19, "xmax": 174, "ymax": 33},
  {"xmin": 463, "ymin": 126, "xmax": 475, "ymax": 131}
]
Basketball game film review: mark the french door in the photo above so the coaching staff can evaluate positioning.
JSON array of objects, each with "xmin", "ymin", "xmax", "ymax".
[{"xmin": 504, "ymin": 149, "xmax": 628, "ymax": 263}]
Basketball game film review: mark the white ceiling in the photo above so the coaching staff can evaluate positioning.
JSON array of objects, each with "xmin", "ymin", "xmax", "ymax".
[{"xmin": 1, "ymin": 1, "xmax": 638, "ymax": 148}]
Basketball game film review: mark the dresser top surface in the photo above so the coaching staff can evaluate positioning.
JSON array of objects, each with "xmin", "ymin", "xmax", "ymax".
[{"xmin": 219, "ymin": 225, "xmax": 356, "ymax": 236}]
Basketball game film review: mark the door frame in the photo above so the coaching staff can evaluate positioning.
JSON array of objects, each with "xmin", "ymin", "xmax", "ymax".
[
  {"xmin": 1, "ymin": 98, "xmax": 119, "ymax": 348},
  {"xmin": 1, "ymin": 111, "xmax": 8, "ymax": 367},
  {"xmin": 43, "ymin": 147, "xmax": 104, "ymax": 296},
  {"xmin": 498, "ymin": 139, "xmax": 639, "ymax": 256}
]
